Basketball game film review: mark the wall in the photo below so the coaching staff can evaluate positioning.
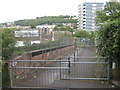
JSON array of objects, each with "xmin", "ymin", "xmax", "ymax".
[{"xmin": 10, "ymin": 45, "xmax": 76, "ymax": 81}]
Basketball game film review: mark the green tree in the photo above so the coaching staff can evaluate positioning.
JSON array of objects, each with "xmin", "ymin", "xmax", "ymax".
[
  {"xmin": 1, "ymin": 28, "xmax": 18, "ymax": 88},
  {"xmin": 74, "ymin": 30, "xmax": 89, "ymax": 38},
  {"xmin": 95, "ymin": 1, "xmax": 120, "ymax": 64},
  {"xmin": 96, "ymin": 20, "xmax": 120, "ymax": 62},
  {"xmin": 53, "ymin": 26, "xmax": 60, "ymax": 31},
  {"xmin": 65, "ymin": 26, "xmax": 74, "ymax": 33},
  {"xmin": 54, "ymin": 26, "xmax": 75, "ymax": 36},
  {"xmin": 96, "ymin": 1, "xmax": 120, "ymax": 24},
  {"xmin": 2, "ymin": 28, "xmax": 17, "ymax": 60},
  {"xmin": 88, "ymin": 31, "xmax": 98, "ymax": 44}
]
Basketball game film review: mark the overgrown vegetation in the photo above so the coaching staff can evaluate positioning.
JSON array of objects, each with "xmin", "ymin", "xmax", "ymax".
[
  {"xmin": 95, "ymin": 1, "xmax": 120, "ymax": 65},
  {"xmin": 53, "ymin": 26, "xmax": 75, "ymax": 35},
  {"xmin": 2, "ymin": 28, "xmax": 18, "ymax": 60},
  {"xmin": 2, "ymin": 63, "xmax": 10, "ymax": 88},
  {"xmin": 73, "ymin": 30, "xmax": 90, "ymax": 38},
  {"xmin": 1, "ymin": 28, "xmax": 19, "ymax": 88}
]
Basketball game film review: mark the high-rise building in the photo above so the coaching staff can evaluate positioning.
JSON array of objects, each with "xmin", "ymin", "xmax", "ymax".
[{"xmin": 77, "ymin": 2, "xmax": 104, "ymax": 32}]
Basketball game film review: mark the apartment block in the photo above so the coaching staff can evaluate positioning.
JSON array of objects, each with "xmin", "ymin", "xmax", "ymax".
[{"xmin": 78, "ymin": 2, "xmax": 104, "ymax": 31}]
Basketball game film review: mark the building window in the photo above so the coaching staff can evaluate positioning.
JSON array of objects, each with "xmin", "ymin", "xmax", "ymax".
[
  {"xmin": 83, "ymin": 27, "xmax": 86, "ymax": 29},
  {"xmin": 83, "ymin": 24, "xmax": 86, "ymax": 26},
  {"xmin": 92, "ymin": 4, "xmax": 97, "ymax": 6},
  {"xmin": 83, "ymin": 11, "xmax": 86, "ymax": 13},
  {"xmin": 83, "ymin": 14, "xmax": 85, "ymax": 16}
]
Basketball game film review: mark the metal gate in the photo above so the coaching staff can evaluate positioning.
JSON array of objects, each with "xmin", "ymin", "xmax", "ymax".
[
  {"xmin": 61, "ymin": 47, "xmax": 110, "ymax": 80},
  {"xmin": 59, "ymin": 37, "xmax": 110, "ymax": 80},
  {"xmin": 9, "ymin": 59, "xmax": 70, "ymax": 88},
  {"xmin": 9, "ymin": 48, "xmax": 110, "ymax": 88}
]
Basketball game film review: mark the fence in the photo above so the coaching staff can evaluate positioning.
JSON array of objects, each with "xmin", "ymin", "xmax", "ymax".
[
  {"xmin": 9, "ymin": 37, "xmax": 111, "ymax": 88},
  {"xmin": 14, "ymin": 36, "xmax": 75, "ymax": 55},
  {"xmin": 9, "ymin": 48, "xmax": 110, "ymax": 88},
  {"xmin": 9, "ymin": 59, "xmax": 70, "ymax": 88}
]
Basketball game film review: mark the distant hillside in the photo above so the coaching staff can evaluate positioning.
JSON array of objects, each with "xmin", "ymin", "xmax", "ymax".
[{"xmin": 14, "ymin": 15, "xmax": 77, "ymax": 28}]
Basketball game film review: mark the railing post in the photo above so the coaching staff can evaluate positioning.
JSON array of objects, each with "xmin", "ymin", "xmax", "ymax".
[
  {"xmin": 77, "ymin": 48, "xmax": 79, "ymax": 61},
  {"xmin": 60, "ymin": 58, "xmax": 62, "ymax": 79},
  {"xmin": 68, "ymin": 57, "xmax": 70, "ymax": 75},
  {"xmin": 9, "ymin": 62, "xmax": 13, "ymax": 88},
  {"xmin": 74, "ymin": 52, "xmax": 75, "ymax": 66}
]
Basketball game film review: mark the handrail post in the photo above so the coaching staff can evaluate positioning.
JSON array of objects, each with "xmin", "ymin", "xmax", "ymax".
[
  {"xmin": 74, "ymin": 52, "xmax": 75, "ymax": 66},
  {"xmin": 60, "ymin": 58, "xmax": 61, "ymax": 79},
  {"xmin": 77, "ymin": 48, "xmax": 79, "ymax": 61},
  {"xmin": 68, "ymin": 57, "xmax": 70, "ymax": 75}
]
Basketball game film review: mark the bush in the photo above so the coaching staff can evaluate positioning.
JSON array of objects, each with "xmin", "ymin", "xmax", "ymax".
[{"xmin": 96, "ymin": 20, "xmax": 120, "ymax": 64}]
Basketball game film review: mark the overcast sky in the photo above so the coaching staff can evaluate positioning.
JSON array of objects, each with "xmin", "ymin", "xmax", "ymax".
[{"xmin": 0, "ymin": 0, "xmax": 119, "ymax": 23}]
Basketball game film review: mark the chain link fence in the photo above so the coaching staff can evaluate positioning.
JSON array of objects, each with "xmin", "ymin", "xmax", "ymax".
[{"xmin": 14, "ymin": 34, "xmax": 75, "ymax": 56}]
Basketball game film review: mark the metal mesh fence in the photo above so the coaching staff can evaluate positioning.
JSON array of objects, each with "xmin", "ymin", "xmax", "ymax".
[{"xmin": 14, "ymin": 36, "xmax": 75, "ymax": 55}]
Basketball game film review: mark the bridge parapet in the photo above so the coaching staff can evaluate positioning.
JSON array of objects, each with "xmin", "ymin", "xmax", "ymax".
[{"xmin": 11, "ymin": 44, "xmax": 76, "ymax": 68}]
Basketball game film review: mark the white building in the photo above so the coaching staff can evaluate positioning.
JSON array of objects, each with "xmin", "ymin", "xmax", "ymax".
[
  {"xmin": 15, "ymin": 25, "xmax": 56, "ymax": 47},
  {"xmin": 78, "ymin": 2, "xmax": 104, "ymax": 32},
  {"xmin": 14, "ymin": 29, "xmax": 40, "ymax": 47}
]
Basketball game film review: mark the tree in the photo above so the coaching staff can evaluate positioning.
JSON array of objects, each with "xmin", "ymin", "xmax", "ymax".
[
  {"xmin": 95, "ymin": 1, "xmax": 120, "ymax": 65},
  {"xmin": 96, "ymin": 20, "xmax": 120, "ymax": 62},
  {"xmin": 88, "ymin": 31, "xmax": 98, "ymax": 45},
  {"xmin": 65, "ymin": 26, "xmax": 74, "ymax": 33},
  {"xmin": 1, "ymin": 28, "xmax": 18, "ymax": 88},
  {"xmin": 53, "ymin": 26, "xmax": 60, "ymax": 31},
  {"xmin": 96, "ymin": 1, "xmax": 120, "ymax": 24},
  {"xmin": 54, "ymin": 26, "xmax": 75, "ymax": 36},
  {"xmin": 74, "ymin": 30, "xmax": 89, "ymax": 38},
  {"xmin": 2, "ymin": 28, "xmax": 17, "ymax": 60}
]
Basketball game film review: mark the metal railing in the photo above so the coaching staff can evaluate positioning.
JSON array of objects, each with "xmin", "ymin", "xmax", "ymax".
[
  {"xmin": 9, "ymin": 38, "xmax": 111, "ymax": 88},
  {"xmin": 9, "ymin": 59, "xmax": 70, "ymax": 88},
  {"xmin": 60, "ymin": 48, "xmax": 110, "ymax": 81}
]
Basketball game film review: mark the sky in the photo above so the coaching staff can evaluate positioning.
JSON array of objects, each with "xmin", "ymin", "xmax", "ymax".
[{"xmin": 0, "ymin": 0, "xmax": 118, "ymax": 23}]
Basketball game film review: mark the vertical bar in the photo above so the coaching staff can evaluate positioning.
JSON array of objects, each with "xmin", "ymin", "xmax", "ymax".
[
  {"xmin": 42, "ymin": 50, "xmax": 44, "ymax": 60},
  {"xmin": 68, "ymin": 58, "xmax": 70, "ymax": 75},
  {"xmin": 74, "ymin": 52, "xmax": 75, "ymax": 66},
  {"xmin": 9, "ymin": 62, "xmax": 13, "ymax": 88},
  {"xmin": 77, "ymin": 48, "xmax": 79, "ymax": 61},
  {"xmin": 60, "ymin": 58, "xmax": 61, "ymax": 79},
  {"xmin": 45, "ymin": 68, "xmax": 47, "ymax": 87},
  {"xmin": 41, "ymin": 69, "xmax": 43, "ymax": 87}
]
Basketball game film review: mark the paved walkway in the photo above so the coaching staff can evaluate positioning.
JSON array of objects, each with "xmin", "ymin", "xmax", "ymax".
[{"xmin": 50, "ymin": 47, "xmax": 114, "ymax": 88}]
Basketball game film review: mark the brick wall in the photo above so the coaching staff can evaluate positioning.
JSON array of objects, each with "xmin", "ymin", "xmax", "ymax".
[{"xmin": 10, "ymin": 45, "xmax": 76, "ymax": 80}]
